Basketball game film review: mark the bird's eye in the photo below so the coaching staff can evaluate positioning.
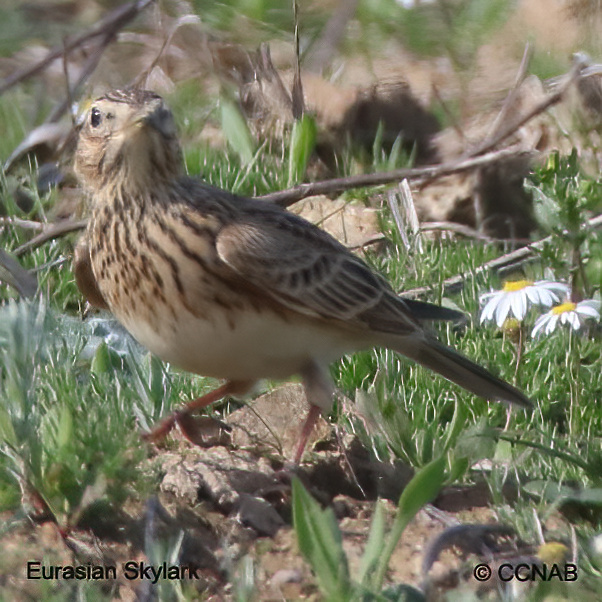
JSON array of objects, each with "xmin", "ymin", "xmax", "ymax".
[{"xmin": 90, "ymin": 107, "xmax": 102, "ymax": 128}]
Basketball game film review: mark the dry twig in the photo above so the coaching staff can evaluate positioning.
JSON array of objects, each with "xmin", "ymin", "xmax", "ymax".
[
  {"xmin": 480, "ymin": 42, "xmax": 533, "ymax": 150},
  {"xmin": 401, "ymin": 213, "xmax": 602, "ymax": 299},
  {"xmin": 13, "ymin": 220, "xmax": 88, "ymax": 258},
  {"xmin": 466, "ymin": 57, "xmax": 583, "ymax": 159},
  {"xmin": 291, "ymin": 0, "xmax": 305, "ymax": 119},
  {"xmin": 304, "ymin": 0, "xmax": 359, "ymax": 73},
  {"xmin": 420, "ymin": 221, "xmax": 495, "ymax": 242},
  {"xmin": 2, "ymin": 0, "xmax": 157, "ymax": 171},
  {"xmin": 0, "ymin": 217, "xmax": 45, "ymax": 231},
  {"xmin": 47, "ymin": 31, "xmax": 117, "ymax": 124},
  {"xmin": 0, "ymin": 0, "xmax": 156, "ymax": 96},
  {"xmin": 261, "ymin": 147, "xmax": 532, "ymax": 207}
]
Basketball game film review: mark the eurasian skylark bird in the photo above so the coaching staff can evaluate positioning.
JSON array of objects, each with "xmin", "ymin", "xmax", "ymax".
[{"xmin": 74, "ymin": 88, "xmax": 531, "ymax": 462}]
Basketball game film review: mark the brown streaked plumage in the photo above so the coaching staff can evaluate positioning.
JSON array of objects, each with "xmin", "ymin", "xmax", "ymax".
[{"xmin": 74, "ymin": 88, "xmax": 531, "ymax": 462}]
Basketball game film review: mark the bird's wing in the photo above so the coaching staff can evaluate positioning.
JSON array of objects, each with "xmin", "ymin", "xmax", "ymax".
[{"xmin": 215, "ymin": 209, "xmax": 419, "ymax": 335}]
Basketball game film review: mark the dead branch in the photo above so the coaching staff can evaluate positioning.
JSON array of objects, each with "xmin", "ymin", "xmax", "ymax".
[
  {"xmin": 401, "ymin": 213, "xmax": 602, "ymax": 299},
  {"xmin": 46, "ymin": 30, "xmax": 116, "ymax": 124},
  {"xmin": 291, "ymin": 0, "xmax": 305, "ymax": 119},
  {"xmin": 0, "ymin": 0, "xmax": 155, "ymax": 96},
  {"xmin": 8, "ymin": 151, "xmax": 520, "ymax": 256},
  {"xmin": 0, "ymin": 217, "xmax": 45, "ymax": 231},
  {"xmin": 480, "ymin": 42, "xmax": 533, "ymax": 149},
  {"xmin": 261, "ymin": 147, "xmax": 533, "ymax": 207},
  {"xmin": 13, "ymin": 219, "xmax": 87, "ymax": 258},
  {"xmin": 4, "ymin": 49, "xmax": 594, "ymax": 272},
  {"xmin": 2, "ymin": 0, "xmax": 157, "ymax": 171},
  {"xmin": 431, "ymin": 82, "xmax": 465, "ymax": 144},
  {"xmin": 420, "ymin": 221, "xmax": 495, "ymax": 242},
  {"xmin": 465, "ymin": 58, "xmax": 583, "ymax": 159},
  {"xmin": 132, "ymin": 14, "xmax": 201, "ymax": 89},
  {"xmin": 303, "ymin": 0, "xmax": 359, "ymax": 73}
]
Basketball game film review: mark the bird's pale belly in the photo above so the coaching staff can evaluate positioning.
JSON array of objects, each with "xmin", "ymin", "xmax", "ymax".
[{"xmin": 117, "ymin": 305, "xmax": 361, "ymax": 381}]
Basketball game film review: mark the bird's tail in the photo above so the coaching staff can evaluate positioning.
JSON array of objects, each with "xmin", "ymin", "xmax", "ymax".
[
  {"xmin": 394, "ymin": 335, "xmax": 531, "ymax": 408},
  {"xmin": 401, "ymin": 298, "xmax": 466, "ymax": 323}
]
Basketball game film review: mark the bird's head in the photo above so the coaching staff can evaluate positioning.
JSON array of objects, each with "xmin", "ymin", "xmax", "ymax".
[{"xmin": 75, "ymin": 89, "xmax": 182, "ymax": 193}]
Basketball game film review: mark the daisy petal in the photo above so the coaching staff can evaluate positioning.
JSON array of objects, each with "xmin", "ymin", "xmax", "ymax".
[
  {"xmin": 576, "ymin": 302, "xmax": 601, "ymax": 319},
  {"xmin": 525, "ymin": 287, "xmax": 543, "ymax": 304},
  {"xmin": 568, "ymin": 312, "xmax": 581, "ymax": 330},
  {"xmin": 532, "ymin": 314, "xmax": 548, "ymax": 337},
  {"xmin": 545, "ymin": 282, "xmax": 571, "ymax": 295},
  {"xmin": 545, "ymin": 314, "xmax": 559, "ymax": 335},
  {"xmin": 511, "ymin": 292, "xmax": 528, "ymax": 321},
  {"xmin": 537, "ymin": 288, "xmax": 556, "ymax": 307},
  {"xmin": 480, "ymin": 296, "xmax": 499, "ymax": 323},
  {"xmin": 495, "ymin": 294, "xmax": 513, "ymax": 327}
]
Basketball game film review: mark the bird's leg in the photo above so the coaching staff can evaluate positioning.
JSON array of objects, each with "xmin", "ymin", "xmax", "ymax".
[
  {"xmin": 142, "ymin": 380, "xmax": 253, "ymax": 442},
  {"xmin": 294, "ymin": 404, "xmax": 322, "ymax": 464},
  {"xmin": 295, "ymin": 362, "xmax": 334, "ymax": 464}
]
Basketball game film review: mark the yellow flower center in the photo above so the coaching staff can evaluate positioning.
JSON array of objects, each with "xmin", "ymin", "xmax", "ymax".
[
  {"xmin": 551, "ymin": 302, "xmax": 576, "ymax": 315},
  {"xmin": 502, "ymin": 280, "xmax": 533, "ymax": 292}
]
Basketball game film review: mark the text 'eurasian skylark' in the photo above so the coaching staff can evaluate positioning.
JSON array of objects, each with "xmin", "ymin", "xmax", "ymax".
[{"xmin": 74, "ymin": 88, "xmax": 530, "ymax": 462}]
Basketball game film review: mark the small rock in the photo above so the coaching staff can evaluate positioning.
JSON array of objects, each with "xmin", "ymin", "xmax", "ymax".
[
  {"xmin": 228, "ymin": 383, "xmax": 331, "ymax": 460},
  {"xmin": 237, "ymin": 494, "xmax": 285, "ymax": 537},
  {"xmin": 160, "ymin": 448, "xmax": 280, "ymax": 514},
  {"xmin": 270, "ymin": 568, "xmax": 303, "ymax": 587}
]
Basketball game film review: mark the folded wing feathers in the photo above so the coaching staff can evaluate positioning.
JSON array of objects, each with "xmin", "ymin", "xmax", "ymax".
[{"xmin": 216, "ymin": 213, "xmax": 421, "ymax": 334}]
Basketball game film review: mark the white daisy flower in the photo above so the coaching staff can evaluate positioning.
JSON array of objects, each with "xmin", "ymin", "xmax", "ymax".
[
  {"xmin": 532, "ymin": 299, "xmax": 601, "ymax": 337},
  {"xmin": 480, "ymin": 280, "xmax": 570, "ymax": 327}
]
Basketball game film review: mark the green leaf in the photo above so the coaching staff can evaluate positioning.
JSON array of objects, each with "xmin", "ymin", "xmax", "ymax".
[
  {"xmin": 496, "ymin": 432, "xmax": 594, "ymax": 477},
  {"xmin": 563, "ymin": 488, "xmax": 602, "ymax": 506},
  {"xmin": 292, "ymin": 478, "xmax": 350, "ymax": 601},
  {"xmin": 57, "ymin": 404, "xmax": 73, "ymax": 454},
  {"xmin": 525, "ymin": 482, "xmax": 602, "ymax": 508},
  {"xmin": 523, "ymin": 480, "xmax": 574, "ymax": 503},
  {"xmin": 288, "ymin": 114, "xmax": 317, "ymax": 186},
  {"xmin": 148, "ymin": 354, "xmax": 169, "ymax": 407},
  {"xmin": 0, "ymin": 402, "xmax": 17, "ymax": 446},
  {"xmin": 387, "ymin": 134, "xmax": 403, "ymax": 171},
  {"xmin": 373, "ymin": 456, "xmax": 446, "ymax": 589},
  {"xmin": 525, "ymin": 181, "xmax": 561, "ymax": 233},
  {"xmin": 91, "ymin": 341, "xmax": 111, "ymax": 374},
  {"xmin": 442, "ymin": 401, "xmax": 467, "ymax": 452},
  {"xmin": 493, "ymin": 437, "xmax": 513, "ymax": 462},
  {"xmin": 420, "ymin": 428, "xmax": 434, "ymax": 465},
  {"xmin": 358, "ymin": 499, "xmax": 386, "ymax": 584},
  {"xmin": 397, "ymin": 455, "xmax": 445, "ymax": 528},
  {"xmin": 372, "ymin": 120, "xmax": 385, "ymax": 162},
  {"xmin": 219, "ymin": 97, "xmax": 254, "ymax": 164},
  {"xmin": 454, "ymin": 422, "xmax": 496, "ymax": 462},
  {"xmin": 447, "ymin": 456, "xmax": 469, "ymax": 484}
]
